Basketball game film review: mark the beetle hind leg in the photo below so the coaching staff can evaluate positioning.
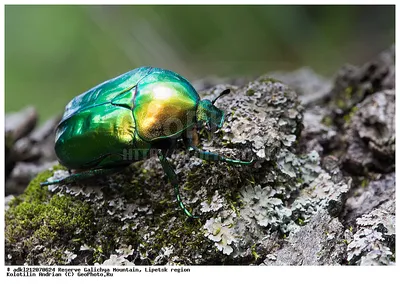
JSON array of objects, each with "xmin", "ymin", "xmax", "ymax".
[
  {"xmin": 40, "ymin": 167, "xmax": 126, "ymax": 187},
  {"xmin": 158, "ymin": 150, "xmax": 199, "ymax": 219}
]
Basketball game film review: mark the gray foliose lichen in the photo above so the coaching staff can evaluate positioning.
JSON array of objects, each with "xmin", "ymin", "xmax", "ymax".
[{"xmin": 347, "ymin": 206, "xmax": 395, "ymax": 265}]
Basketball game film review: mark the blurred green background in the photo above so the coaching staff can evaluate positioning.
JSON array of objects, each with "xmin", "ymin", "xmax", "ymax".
[{"xmin": 5, "ymin": 5, "xmax": 395, "ymax": 123}]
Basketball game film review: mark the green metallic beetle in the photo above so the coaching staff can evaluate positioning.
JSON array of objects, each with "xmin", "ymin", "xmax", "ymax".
[{"xmin": 41, "ymin": 67, "xmax": 252, "ymax": 218}]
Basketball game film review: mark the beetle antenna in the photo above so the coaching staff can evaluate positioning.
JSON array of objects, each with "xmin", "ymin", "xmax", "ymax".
[{"xmin": 212, "ymin": 88, "xmax": 230, "ymax": 105}]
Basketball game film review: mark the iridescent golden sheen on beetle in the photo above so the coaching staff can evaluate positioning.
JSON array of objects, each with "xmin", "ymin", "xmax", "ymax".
[{"xmin": 134, "ymin": 81, "xmax": 197, "ymax": 141}]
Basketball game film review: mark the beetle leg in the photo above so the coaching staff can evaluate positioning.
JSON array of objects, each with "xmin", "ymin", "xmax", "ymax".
[
  {"xmin": 188, "ymin": 144, "xmax": 253, "ymax": 165},
  {"xmin": 183, "ymin": 136, "xmax": 253, "ymax": 165},
  {"xmin": 40, "ymin": 167, "xmax": 125, "ymax": 186},
  {"xmin": 157, "ymin": 150, "xmax": 199, "ymax": 219}
]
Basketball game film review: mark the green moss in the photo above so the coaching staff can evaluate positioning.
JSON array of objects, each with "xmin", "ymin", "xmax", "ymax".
[
  {"xmin": 5, "ymin": 164, "xmax": 141, "ymax": 265},
  {"xmin": 260, "ymin": 77, "xmax": 282, "ymax": 84},
  {"xmin": 251, "ymin": 244, "xmax": 260, "ymax": 260},
  {"xmin": 336, "ymin": 98, "xmax": 346, "ymax": 110},
  {"xmin": 139, "ymin": 212, "xmax": 204, "ymax": 261},
  {"xmin": 246, "ymin": 89, "xmax": 255, "ymax": 96},
  {"xmin": 23, "ymin": 165, "xmax": 66, "ymax": 202},
  {"xmin": 360, "ymin": 178, "xmax": 369, "ymax": 188},
  {"xmin": 5, "ymin": 169, "xmax": 95, "ymax": 264},
  {"xmin": 344, "ymin": 87, "xmax": 353, "ymax": 100},
  {"xmin": 321, "ymin": 116, "xmax": 333, "ymax": 127},
  {"xmin": 336, "ymin": 86, "xmax": 355, "ymax": 110},
  {"xmin": 343, "ymin": 106, "xmax": 358, "ymax": 124}
]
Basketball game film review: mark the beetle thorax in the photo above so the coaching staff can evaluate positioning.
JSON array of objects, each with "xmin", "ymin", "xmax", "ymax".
[{"xmin": 196, "ymin": 99, "xmax": 225, "ymax": 128}]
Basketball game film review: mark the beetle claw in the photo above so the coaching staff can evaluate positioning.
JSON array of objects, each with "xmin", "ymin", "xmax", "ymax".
[{"xmin": 205, "ymin": 122, "xmax": 211, "ymax": 131}]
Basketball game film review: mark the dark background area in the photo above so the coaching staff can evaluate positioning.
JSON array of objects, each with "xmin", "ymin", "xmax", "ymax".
[{"xmin": 5, "ymin": 5, "xmax": 395, "ymax": 123}]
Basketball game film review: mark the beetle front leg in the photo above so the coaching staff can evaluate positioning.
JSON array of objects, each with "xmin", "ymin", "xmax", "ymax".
[
  {"xmin": 40, "ymin": 167, "xmax": 125, "ymax": 186},
  {"xmin": 183, "ymin": 137, "xmax": 253, "ymax": 165},
  {"xmin": 157, "ymin": 150, "xmax": 199, "ymax": 219}
]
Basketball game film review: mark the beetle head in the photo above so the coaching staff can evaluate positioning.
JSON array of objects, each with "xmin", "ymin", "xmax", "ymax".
[{"xmin": 196, "ymin": 89, "xmax": 230, "ymax": 131}]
